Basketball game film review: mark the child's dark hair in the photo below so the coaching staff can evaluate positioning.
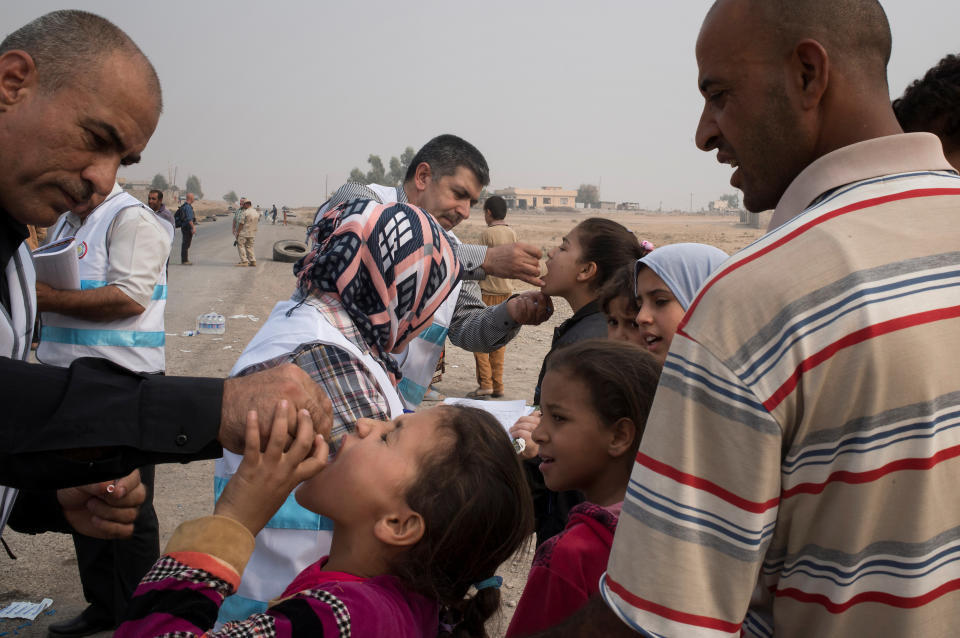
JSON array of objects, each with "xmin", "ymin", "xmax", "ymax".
[
  {"xmin": 573, "ymin": 218, "xmax": 643, "ymax": 290},
  {"xmin": 598, "ymin": 264, "xmax": 640, "ymax": 315},
  {"xmin": 389, "ymin": 405, "xmax": 533, "ymax": 638},
  {"xmin": 484, "ymin": 195, "xmax": 507, "ymax": 220},
  {"xmin": 547, "ymin": 339, "xmax": 661, "ymax": 456}
]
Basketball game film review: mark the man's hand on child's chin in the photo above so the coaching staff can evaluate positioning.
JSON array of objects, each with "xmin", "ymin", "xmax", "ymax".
[{"xmin": 215, "ymin": 402, "xmax": 329, "ymax": 534}]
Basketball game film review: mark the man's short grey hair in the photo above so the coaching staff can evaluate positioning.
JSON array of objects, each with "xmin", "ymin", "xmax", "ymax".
[
  {"xmin": 404, "ymin": 134, "xmax": 490, "ymax": 187},
  {"xmin": 0, "ymin": 10, "xmax": 162, "ymax": 108}
]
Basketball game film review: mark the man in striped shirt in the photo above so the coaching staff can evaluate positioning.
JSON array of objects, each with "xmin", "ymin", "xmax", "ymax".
[{"xmin": 537, "ymin": 1, "xmax": 960, "ymax": 636}]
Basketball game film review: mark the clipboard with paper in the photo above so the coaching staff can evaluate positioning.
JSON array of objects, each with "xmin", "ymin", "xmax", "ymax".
[{"xmin": 31, "ymin": 236, "xmax": 81, "ymax": 289}]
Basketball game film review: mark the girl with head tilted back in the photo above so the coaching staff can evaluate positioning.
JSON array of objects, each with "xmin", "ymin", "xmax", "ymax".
[
  {"xmin": 117, "ymin": 200, "xmax": 534, "ymax": 637},
  {"xmin": 211, "ymin": 198, "xmax": 466, "ymax": 623}
]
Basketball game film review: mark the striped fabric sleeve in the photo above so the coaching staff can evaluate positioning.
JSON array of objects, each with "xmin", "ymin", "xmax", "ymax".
[
  {"xmin": 455, "ymin": 243, "xmax": 488, "ymax": 280},
  {"xmin": 601, "ymin": 333, "xmax": 782, "ymax": 637},
  {"xmin": 118, "ymin": 516, "xmax": 335, "ymax": 638},
  {"xmin": 447, "ymin": 279, "xmax": 521, "ymax": 352}
]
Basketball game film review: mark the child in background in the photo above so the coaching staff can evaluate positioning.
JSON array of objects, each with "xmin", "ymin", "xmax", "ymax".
[
  {"xmin": 533, "ymin": 218, "xmax": 644, "ymax": 404},
  {"xmin": 506, "ymin": 340, "xmax": 661, "ymax": 637},
  {"xmin": 634, "ymin": 242, "xmax": 729, "ymax": 364},
  {"xmin": 599, "ymin": 264, "xmax": 645, "ymax": 345},
  {"xmin": 118, "ymin": 403, "xmax": 533, "ymax": 638}
]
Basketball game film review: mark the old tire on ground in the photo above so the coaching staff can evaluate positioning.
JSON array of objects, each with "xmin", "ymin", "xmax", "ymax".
[{"xmin": 273, "ymin": 239, "xmax": 308, "ymax": 263}]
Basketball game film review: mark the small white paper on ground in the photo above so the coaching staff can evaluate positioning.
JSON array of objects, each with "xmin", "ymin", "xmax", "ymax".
[
  {"xmin": 228, "ymin": 314, "xmax": 260, "ymax": 322},
  {"xmin": 0, "ymin": 598, "xmax": 53, "ymax": 620}
]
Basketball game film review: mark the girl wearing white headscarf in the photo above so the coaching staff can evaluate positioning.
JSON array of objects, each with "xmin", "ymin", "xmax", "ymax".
[{"xmin": 634, "ymin": 242, "xmax": 728, "ymax": 363}]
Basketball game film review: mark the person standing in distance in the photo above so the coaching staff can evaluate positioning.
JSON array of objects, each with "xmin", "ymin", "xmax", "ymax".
[
  {"xmin": 175, "ymin": 191, "xmax": 196, "ymax": 264},
  {"xmin": 147, "ymin": 188, "xmax": 174, "ymax": 231},
  {"xmin": 468, "ymin": 195, "xmax": 517, "ymax": 399},
  {"xmin": 235, "ymin": 199, "xmax": 259, "ymax": 267}
]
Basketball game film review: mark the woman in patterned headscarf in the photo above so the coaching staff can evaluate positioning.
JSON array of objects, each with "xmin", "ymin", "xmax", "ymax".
[
  {"xmin": 213, "ymin": 198, "xmax": 461, "ymax": 625},
  {"xmin": 292, "ymin": 197, "xmax": 460, "ymax": 377}
]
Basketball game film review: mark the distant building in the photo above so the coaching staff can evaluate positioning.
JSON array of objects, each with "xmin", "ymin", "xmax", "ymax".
[
  {"xmin": 597, "ymin": 201, "xmax": 618, "ymax": 210},
  {"xmin": 118, "ymin": 178, "xmax": 152, "ymax": 191},
  {"xmin": 494, "ymin": 186, "xmax": 577, "ymax": 210},
  {"xmin": 709, "ymin": 199, "xmax": 730, "ymax": 211},
  {"xmin": 617, "ymin": 202, "xmax": 641, "ymax": 211}
]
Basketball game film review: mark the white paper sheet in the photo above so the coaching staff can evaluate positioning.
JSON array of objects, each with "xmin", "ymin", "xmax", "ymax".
[
  {"xmin": 442, "ymin": 397, "xmax": 535, "ymax": 437},
  {"xmin": 31, "ymin": 237, "xmax": 80, "ymax": 289},
  {"xmin": 0, "ymin": 598, "xmax": 53, "ymax": 620}
]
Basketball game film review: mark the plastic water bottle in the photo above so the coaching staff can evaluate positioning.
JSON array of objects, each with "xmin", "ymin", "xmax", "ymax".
[{"xmin": 196, "ymin": 312, "xmax": 226, "ymax": 335}]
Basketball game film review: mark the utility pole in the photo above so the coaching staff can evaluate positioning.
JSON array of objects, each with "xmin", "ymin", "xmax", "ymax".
[{"xmin": 690, "ymin": 192, "xmax": 693, "ymax": 213}]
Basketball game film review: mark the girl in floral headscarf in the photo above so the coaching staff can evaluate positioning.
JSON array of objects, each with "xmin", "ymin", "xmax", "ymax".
[{"xmin": 212, "ymin": 198, "xmax": 462, "ymax": 625}]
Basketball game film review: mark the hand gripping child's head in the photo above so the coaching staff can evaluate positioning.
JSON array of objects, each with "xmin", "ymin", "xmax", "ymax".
[
  {"xmin": 295, "ymin": 404, "xmax": 533, "ymax": 637},
  {"xmin": 598, "ymin": 264, "xmax": 645, "ymax": 345}
]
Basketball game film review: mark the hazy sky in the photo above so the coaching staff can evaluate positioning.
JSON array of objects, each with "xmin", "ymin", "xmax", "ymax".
[{"xmin": 5, "ymin": 1, "xmax": 959, "ymax": 209}]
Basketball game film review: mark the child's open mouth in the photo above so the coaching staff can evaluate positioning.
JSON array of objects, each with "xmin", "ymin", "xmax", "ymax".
[{"xmin": 539, "ymin": 455, "xmax": 555, "ymax": 473}]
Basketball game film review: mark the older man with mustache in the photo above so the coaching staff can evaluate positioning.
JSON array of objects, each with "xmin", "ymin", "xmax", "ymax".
[{"xmin": 0, "ymin": 8, "xmax": 331, "ymax": 560}]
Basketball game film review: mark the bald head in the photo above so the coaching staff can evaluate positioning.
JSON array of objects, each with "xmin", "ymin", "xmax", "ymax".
[
  {"xmin": 0, "ymin": 10, "xmax": 162, "ymax": 109},
  {"xmin": 695, "ymin": 0, "xmax": 901, "ymax": 212},
  {"xmin": 709, "ymin": 0, "xmax": 891, "ymax": 86}
]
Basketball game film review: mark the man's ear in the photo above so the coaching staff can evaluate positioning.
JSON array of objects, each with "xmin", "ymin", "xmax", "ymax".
[
  {"xmin": 412, "ymin": 162, "xmax": 432, "ymax": 194},
  {"xmin": 373, "ymin": 509, "xmax": 425, "ymax": 548},
  {"xmin": 576, "ymin": 261, "xmax": 598, "ymax": 284},
  {"xmin": 0, "ymin": 50, "xmax": 37, "ymax": 110},
  {"xmin": 608, "ymin": 417, "xmax": 637, "ymax": 459},
  {"xmin": 791, "ymin": 39, "xmax": 830, "ymax": 110}
]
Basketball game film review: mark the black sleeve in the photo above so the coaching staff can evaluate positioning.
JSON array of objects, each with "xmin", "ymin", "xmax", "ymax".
[
  {"xmin": 0, "ymin": 357, "xmax": 223, "ymax": 489},
  {"xmin": 6, "ymin": 489, "xmax": 71, "ymax": 535}
]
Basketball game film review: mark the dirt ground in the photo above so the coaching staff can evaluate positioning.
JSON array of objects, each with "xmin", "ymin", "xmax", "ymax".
[{"xmin": 0, "ymin": 207, "xmax": 765, "ymax": 637}]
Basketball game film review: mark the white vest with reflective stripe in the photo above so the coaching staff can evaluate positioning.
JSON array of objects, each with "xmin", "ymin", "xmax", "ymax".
[
  {"xmin": 37, "ymin": 189, "xmax": 170, "ymax": 373},
  {"xmin": 0, "ymin": 239, "xmax": 36, "ymax": 535},
  {"xmin": 214, "ymin": 297, "xmax": 403, "ymax": 623}
]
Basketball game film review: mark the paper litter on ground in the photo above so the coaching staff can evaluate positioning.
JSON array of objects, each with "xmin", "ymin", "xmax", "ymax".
[
  {"xmin": 228, "ymin": 314, "xmax": 260, "ymax": 322},
  {"xmin": 0, "ymin": 598, "xmax": 52, "ymax": 620}
]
